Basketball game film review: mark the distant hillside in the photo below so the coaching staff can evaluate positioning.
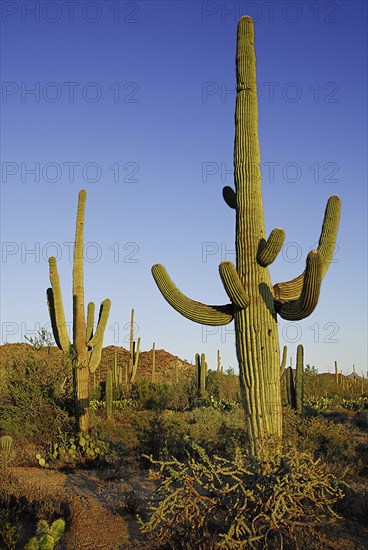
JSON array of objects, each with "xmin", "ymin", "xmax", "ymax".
[{"xmin": 0, "ymin": 343, "xmax": 195, "ymax": 384}]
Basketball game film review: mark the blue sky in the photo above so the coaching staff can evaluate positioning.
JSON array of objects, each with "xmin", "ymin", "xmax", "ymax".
[{"xmin": 1, "ymin": 0, "xmax": 367, "ymax": 375}]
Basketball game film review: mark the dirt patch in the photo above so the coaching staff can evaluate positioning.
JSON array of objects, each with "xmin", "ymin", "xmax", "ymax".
[{"xmin": 11, "ymin": 466, "xmax": 156, "ymax": 549}]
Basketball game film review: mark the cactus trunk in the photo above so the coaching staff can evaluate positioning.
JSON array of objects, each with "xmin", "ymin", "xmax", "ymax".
[{"xmin": 233, "ymin": 19, "xmax": 282, "ymax": 452}]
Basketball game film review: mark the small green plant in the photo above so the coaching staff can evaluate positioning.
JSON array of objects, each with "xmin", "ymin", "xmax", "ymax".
[
  {"xmin": 25, "ymin": 518, "xmax": 65, "ymax": 550},
  {"xmin": 341, "ymin": 396, "xmax": 368, "ymax": 410},
  {"xmin": 304, "ymin": 396, "xmax": 336, "ymax": 415}
]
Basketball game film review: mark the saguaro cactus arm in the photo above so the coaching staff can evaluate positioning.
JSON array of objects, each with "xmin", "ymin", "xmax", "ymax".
[
  {"xmin": 47, "ymin": 258, "xmax": 71, "ymax": 354},
  {"xmin": 219, "ymin": 261, "xmax": 249, "ymax": 308},
  {"xmin": 152, "ymin": 264, "xmax": 234, "ymax": 325},
  {"xmin": 223, "ymin": 186, "xmax": 236, "ymax": 209},
  {"xmin": 257, "ymin": 228, "xmax": 285, "ymax": 267},
  {"xmin": 86, "ymin": 302, "xmax": 95, "ymax": 342},
  {"xmin": 88, "ymin": 299, "xmax": 112, "ymax": 348},
  {"xmin": 273, "ymin": 195, "xmax": 340, "ymax": 302},
  {"xmin": 87, "ymin": 300, "xmax": 111, "ymax": 373},
  {"xmin": 275, "ymin": 250, "xmax": 322, "ymax": 320}
]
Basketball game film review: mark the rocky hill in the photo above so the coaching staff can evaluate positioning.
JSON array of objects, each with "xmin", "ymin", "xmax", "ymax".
[{"xmin": 0, "ymin": 343, "xmax": 195, "ymax": 384}]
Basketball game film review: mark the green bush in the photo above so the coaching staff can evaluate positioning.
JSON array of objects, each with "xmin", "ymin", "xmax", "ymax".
[
  {"xmin": 140, "ymin": 440, "xmax": 345, "ymax": 549},
  {"xmin": 283, "ymin": 408, "xmax": 362, "ymax": 480},
  {"xmin": 0, "ymin": 358, "xmax": 72, "ymax": 440}
]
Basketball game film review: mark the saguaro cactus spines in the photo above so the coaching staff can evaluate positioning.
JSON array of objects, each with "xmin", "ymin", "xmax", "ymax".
[
  {"xmin": 47, "ymin": 190, "xmax": 111, "ymax": 433},
  {"xmin": 152, "ymin": 17, "xmax": 340, "ymax": 455}
]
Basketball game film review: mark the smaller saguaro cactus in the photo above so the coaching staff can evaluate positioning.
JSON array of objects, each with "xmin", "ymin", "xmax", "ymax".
[
  {"xmin": 295, "ymin": 344, "xmax": 304, "ymax": 414},
  {"xmin": 47, "ymin": 190, "xmax": 111, "ymax": 433},
  {"xmin": 335, "ymin": 361, "xmax": 339, "ymax": 385},
  {"xmin": 280, "ymin": 346, "xmax": 288, "ymax": 379},
  {"xmin": 286, "ymin": 366, "xmax": 296, "ymax": 410},
  {"xmin": 217, "ymin": 350, "xmax": 222, "ymax": 372},
  {"xmin": 113, "ymin": 349, "xmax": 119, "ymax": 386},
  {"xmin": 151, "ymin": 342, "xmax": 156, "ymax": 383},
  {"xmin": 106, "ymin": 370, "xmax": 113, "ymax": 418},
  {"xmin": 196, "ymin": 353, "xmax": 207, "ymax": 397},
  {"xmin": 286, "ymin": 344, "xmax": 304, "ymax": 414},
  {"xmin": 25, "ymin": 519, "xmax": 65, "ymax": 550},
  {"xmin": 128, "ymin": 309, "xmax": 141, "ymax": 384}
]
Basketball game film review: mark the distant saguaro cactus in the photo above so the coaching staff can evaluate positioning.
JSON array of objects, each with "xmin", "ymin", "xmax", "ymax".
[
  {"xmin": 47, "ymin": 190, "xmax": 111, "ymax": 433},
  {"xmin": 152, "ymin": 17, "xmax": 340, "ymax": 454},
  {"xmin": 151, "ymin": 342, "xmax": 156, "ymax": 383},
  {"xmin": 106, "ymin": 370, "xmax": 113, "ymax": 418},
  {"xmin": 286, "ymin": 344, "xmax": 304, "ymax": 414},
  {"xmin": 196, "ymin": 353, "xmax": 207, "ymax": 397}
]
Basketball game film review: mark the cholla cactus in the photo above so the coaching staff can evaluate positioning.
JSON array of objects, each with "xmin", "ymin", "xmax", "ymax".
[
  {"xmin": 152, "ymin": 17, "xmax": 340, "ymax": 454},
  {"xmin": 47, "ymin": 190, "xmax": 111, "ymax": 433}
]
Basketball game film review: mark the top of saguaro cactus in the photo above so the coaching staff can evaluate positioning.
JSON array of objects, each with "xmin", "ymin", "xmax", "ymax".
[{"xmin": 152, "ymin": 16, "xmax": 340, "ymax": 325}]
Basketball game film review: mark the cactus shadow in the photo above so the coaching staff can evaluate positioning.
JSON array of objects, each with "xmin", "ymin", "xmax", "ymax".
[{"xmin": 259, "ymin": 282, "xmax": 277, "ymax": 320}]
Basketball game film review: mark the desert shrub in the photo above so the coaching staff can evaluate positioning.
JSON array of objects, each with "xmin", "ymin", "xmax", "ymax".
[
  {"xmin": 0, "ymin": 509, "xmax": 18, "ymax": 550},
  {"xmin": 283, "ymin": 408, "xmax": 362, "ymax": 479},
  {"xmin": 187, "ymin": 407, "xmax": 247, "ymax": 459},
  {"xmin": 0, "ymin": 357, "xmax": 72, "ymax": 441},
  {"xmin": 205, "ymin": 370, "xmax": 241, "ymax": 404},
  {"xmin": 140, "ymin": 412, "xmax": 188, "ymax": 463},
  {"xmin": 140, "ymin": 440, "xmax": 345, "ymax": 549},
  {"xmin": 132, "ymin": 379, "xmax": 194, "ymax": 411}
]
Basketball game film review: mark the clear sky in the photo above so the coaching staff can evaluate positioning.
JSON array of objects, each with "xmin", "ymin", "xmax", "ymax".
[{"xmin": 1, "ymin": 0, "xmax": 367, "ymax": 375}]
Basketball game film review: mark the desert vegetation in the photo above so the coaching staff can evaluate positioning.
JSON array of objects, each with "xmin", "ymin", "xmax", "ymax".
[
  {"xmin": 0, "ymin": 340, "xmax": 367, "ymax": 548},
  {"xmin": 1, "ymin": 15, "xmax": 366, "ymax": 550}
]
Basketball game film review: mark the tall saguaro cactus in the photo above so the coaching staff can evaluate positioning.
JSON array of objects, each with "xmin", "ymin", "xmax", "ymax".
[
  {"xmin": 47, "ymin": 190, "xmax": 111, "ymax": 433},
  {"xmin": 151, "ymin": 17, "xmax": 340, "ymax": 455}
]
